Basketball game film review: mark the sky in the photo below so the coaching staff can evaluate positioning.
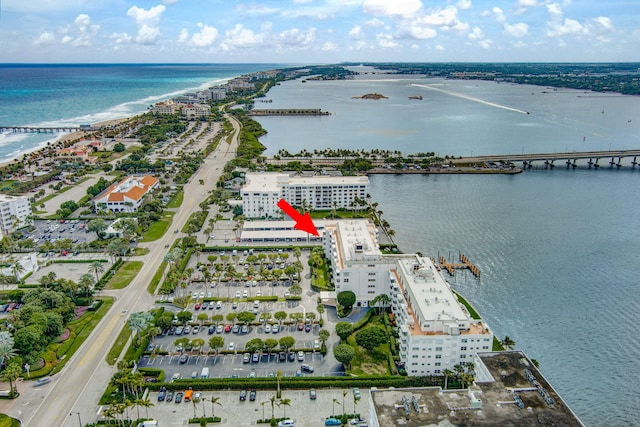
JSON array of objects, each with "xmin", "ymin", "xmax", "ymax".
[{"xmin": 1, "ymin": 0, "xmax": 638, "ymax": 63}]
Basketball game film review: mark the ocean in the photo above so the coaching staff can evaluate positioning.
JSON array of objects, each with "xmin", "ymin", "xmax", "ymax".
[
  {"xmin": 253, "ymin": 71, "xmax": 640, "ymax": 426},
  {"xmin": 0, "ymin": 63, "xmax": 277, "ymax": 162},
  {"xmin": 1, "ymin": 64, "xmax": 638, "ymax": 425}
]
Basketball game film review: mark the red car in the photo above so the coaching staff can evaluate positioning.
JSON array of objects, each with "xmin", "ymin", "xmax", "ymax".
[
  {"xmin": 297, "ymin": 323, "xmax": 304, "ymax": 331},
  {"xmin": 224, "ymin": 324, "xmax": 232, "ymax": 333},
  {"xmin": 194, "ymin": 302, "xmax": 202, "ymax": 310}
]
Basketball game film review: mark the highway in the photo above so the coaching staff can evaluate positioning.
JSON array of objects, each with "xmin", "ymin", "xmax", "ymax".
[
  {"xmin": 450, "ymin": 149, "xmax": 640, "ymax": 165},
  {"xmin": 16, "ymin": 114, "xmax": 240, "ymax": 427}
]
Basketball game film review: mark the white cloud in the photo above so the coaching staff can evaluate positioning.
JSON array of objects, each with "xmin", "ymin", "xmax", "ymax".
[
  {"xmin": 161, "ymin": 0, "xmax": 179, "ymax": 4},
  {"xmin": 59, "ymin": 13, "xmax": 100, "ymax": 47},
  {"xmin": 467, "ymin": 26, "xmax": 484, "ymax": 40},
  {"xmin": 190, "ymin": 23, "xmax": 219, "ymax": 47},
  {"xmin": 364, "ymin": 18, "xmax": 385, "ymax": 28},
  {"xmin": 178, "ymin": 29, "xmax": 189, "ymax": 43},
  {"xmin": 349, "ymin": 25, "xmax": 364, "ymax": 40},
  {"xmin": 457, "ymin": 0, "xmax": 472, "ymax": 11},
  {"xmin": 504, "ymin": 22, "xmax": 529, "ymax": 37},
  {"xmin": 590, "ymin": 16, "xmax": 614, "ymax": 42},
  {"xmin": 33, "ymin": 32, "xmax": 55, "ymax": 46},
  {"xmin": 514, "ymin": 0, "xmax": 538, "ymax": 15},
  {"xmin": 321, "ymin": 41, "xmax": 339, "ymax": 51},
  {"xmin": 109, "ymin": 32, "xmax": 132, "ymax": 45},
  {"xmin": 376, "ymin": 32, "xmax": 399, "ymax": 48},
  {"xmin": 404, "ymin": 24, "xmax": 437, "ymax": 40},
  {"xmin": 435, "ymin": 44, "xmax": 445, "ymax": 51},
  {"xmin": 126, "ymin": 5, "xmax": 166, "ymax": 44},
  {"xmin": 363, "ymin": 0, "xmax": 423, "ymax": 17},
  {"xmin": 220, "ymin": 24, "xmax": 264, "ymax": 51},
  {"xmin": 293, "ymin": 0, "xmax": 314, "ymax": 3},
  {"xmin": 235, "ymin": 4, "xmax": 280, "ymax": 17},
  {"xmin": 276, "ymin": 27, "xmax": 316, "ymax": 47},
  {"xmin": 546, "ymin": 4, "xmax": 588, "ymax": 37},
  {"xmin": 479, "ymin": 39, "xmax": 492, "ymax": 49}
]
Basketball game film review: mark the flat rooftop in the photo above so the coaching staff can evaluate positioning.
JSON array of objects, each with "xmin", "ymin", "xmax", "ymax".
[{"xmin": 371, "ymin": 351, "xmax": 583, "ymax": 427}]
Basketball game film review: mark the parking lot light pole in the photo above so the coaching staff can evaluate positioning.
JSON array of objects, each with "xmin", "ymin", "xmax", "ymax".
[{"xmin": 70, "ymin": 411, "xmax": 82, "ymax": 427}]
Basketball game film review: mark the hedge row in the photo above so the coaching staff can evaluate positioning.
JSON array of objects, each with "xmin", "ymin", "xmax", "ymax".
[{"xmin": 144, "ymin": 374, "xmax": 442, "ymax": 391}]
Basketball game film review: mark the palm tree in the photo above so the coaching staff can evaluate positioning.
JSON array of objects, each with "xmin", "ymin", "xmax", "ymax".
[
  {"xmin": 442, "ymin": 369, "xmax": 454, "ymax": 390},
  {"xmin": 317, "ymin": 303, "xmax": 325, "ymax": 321},
  {"xmin": 277, "ymin": 398, "xmax": 291, "ymax": 418},
  {"xmin": 210, "ymin": 395, "xmax": 222, "ymax": 419},
  {"xmin": 269, "ymin": 395, "xmax": 277, "ymax": 420},
  {"xmin": 10, "ymin": 261, "xmax": 25, "ymax": 282},
  {"xmin": 89, "ymin": 261, "xmax": 105, "ymax": 282},
  {"xmin": 0, "ymin": 331, "xmax": 17, "ymax": 367},
  {"xmin": 1, "ymin": 362, "xmax": 21, "ymax": 398},
  {"xmin": 501, "ymin": 335, "xmax": 516, "ymax": 350},
  {"xmin": 139, "ymin": 397, "xmax": 154, "ymax": 418},
  {"xmin": 332, "ymin": 398, "xmax": 340, "ymax": 417},
  {"xmin": 78, "ymin": 273, "xmax": 95, "ymax": 297}
]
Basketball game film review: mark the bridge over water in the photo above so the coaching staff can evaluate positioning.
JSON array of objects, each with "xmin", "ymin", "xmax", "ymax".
[{"xmin": 450, "ymin": 149, "xmax": 640, "ymax": 169}]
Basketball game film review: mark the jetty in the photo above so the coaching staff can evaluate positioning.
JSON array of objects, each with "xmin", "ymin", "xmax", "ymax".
[
  {"xmin": 434, "ymin": 253, "xmax": 480, "ymax": 278},
  {"xmin": 248, "ymin": 109, "xmax": 331, "ymax": 116}
]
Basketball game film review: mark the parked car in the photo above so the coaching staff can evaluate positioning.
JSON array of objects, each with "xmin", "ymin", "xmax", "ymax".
[
  {"xmin": 279, "ymin": 352, "xmax": 286, "ymax": 362},
  {"xmin": 216, "ymin": 301, "xmax": 223, "ymax": 309},
  {"xmin": 353, "ymin": 387, "xmax": 361, "ymax": 399},
  {"xmin": 241, "ymin": 325, "xmax": 249, "ymax": 333},
  {"xmin": 166, "ymin": 390, "xmax": 175, "ymax": 402},
  {"xmin": 228, "ymin": 342, "xmax": 235, "ymax": 351},
  {"xmin": 272, "ymin": 325, "xmax": 280, "ymax": 333},
  {"xmin": 278, "ymin": 420, "xmax": 295, "ymax": 427},
  {"xmin": 157, "ymin": 387, "xmax": 167, "ymax": 401},
  {"xmin": 297, "ymin": 351, "xmax": 305, "ymax": 361},
  {"xmin": 249, "ymin": 390, "xmax": 257, "ymax": 401},
  {"xmin": 288, "ymin": 352, "xmax": 296, "ymax": 362},
  {"xmin": 309, "ymin": 388, "xmax": 317, "ymax": 400},
  {"xmin": 243, "ymin": 353, "xmax": 251, "ymax": 363},
  {"xmin": 239, "ymin": 390, "xmax": 247, "ymax": 401},
  {"xmin": 216, "ymin": 325, "xmax": 224, "ymax": 333},
  {"xmin": 252, "ymin": 352, "xmax": 260, "ymax": 363},
  {"xmin": 325, "ymin": 418, "xmax": 341, "ymax": 426},
  {"xmin": 305, "ymin": 323, "xmax": 312, "ymax": 332},
  {"xmin": 265, "ymin": 325, "xmax": 272, "ymax": 333},
  {"xmin": 208, "ymin": 326, "xmax": 215, "ymax": 334},
  {"xmin": 174, "ymin": 392, "xmax": 184, "ymax": 403},
  {"xmin": 301, "ymin": 364, "xmax": 314, "ymax": 373},
  {"xmin": 179, "ymin": 354, "xmax": 189, "ymax": 364}
]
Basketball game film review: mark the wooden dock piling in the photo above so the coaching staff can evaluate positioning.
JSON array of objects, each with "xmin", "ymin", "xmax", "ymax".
[{"xmin": 436, "ymin": 253, "xmax": 480, "ymax": 278}]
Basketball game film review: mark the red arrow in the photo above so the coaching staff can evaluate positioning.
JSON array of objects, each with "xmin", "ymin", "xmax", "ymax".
[{"xmin": 277, "ymin": 198, "xmax": 319, "ymax": 236}]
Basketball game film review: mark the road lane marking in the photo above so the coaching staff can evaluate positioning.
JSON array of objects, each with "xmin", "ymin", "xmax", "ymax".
[{"xmin": 78, "ymin": 311, "xmax": 122, "ymax": 366}]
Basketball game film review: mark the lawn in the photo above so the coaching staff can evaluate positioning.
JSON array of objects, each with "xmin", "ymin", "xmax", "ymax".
[
  {"xmin": 106, "ymin": 323, "xmax": 132, "ymax": 365},
  {"xmin": 0, "ymin": 414, "xmax": 20, "ymax": 427},
  {"xmin": 167, "ymin": 190, "xmax": 184, "ymax": 208},
  {"xmin": 104, "ymin": 261, "xmax": 143, "ymax": 289},
  {"xmin": 140, "ymin": 211, "xmax": 175, "ymax": 242},
  {"xmin": 347, "ymin": 335, "xmax": 391, "ymax": 376}
]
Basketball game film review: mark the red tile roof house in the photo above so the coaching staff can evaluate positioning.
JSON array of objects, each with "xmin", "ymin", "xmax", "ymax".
[{"xmin": 93, "ymin": 175, "xmax": 159, "ymax": 213}]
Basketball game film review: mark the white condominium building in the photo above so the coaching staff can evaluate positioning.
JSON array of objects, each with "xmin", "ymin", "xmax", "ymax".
[
  {"xmin": 241, "ymin": 172, "xmax": 369, "ymax": 218},
  {"xmin": 323, "ymin": 219, "xmax": 394, "ymax": 305},
  {"xmin": 0, "ymin": 194, "xmax": 32, "ymax": 236},
  {"xmin": 93, "ymin": 175, "xmax": 159, "ymax": 213},
  {"xmin": 390, "ymin": 255, "xmax": 493, "ymax": 376}
]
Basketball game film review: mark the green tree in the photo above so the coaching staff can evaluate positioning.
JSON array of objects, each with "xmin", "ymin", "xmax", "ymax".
[
  {"xmin": 1, "ymin": 360, "xmax": 22, "ymax": 397},
  {"xmin": 127, "ymin": 311, "xmax": 154, "ymax": 345},
  {"xmin": 277, "ymin": 398, "xmax": 291, "ymax": 418},
  {"xmin": 355, "ymin": 326, "xmax": 387, "ymax": 351},
  {"xmin": 210, "ymin": 395, "xmax": 222, "ymax": 419},
  {"xmin": 501, "ymin": 336, "xmax": 516, "ymax": 350},
  {"xmin": 337, "ymin": 291, "xmax": 356, "ymax": 309},
  {"xmin": 245, "ymin": 338, "xmax": 264, "ymax": 353},
  {"xmin": 333, "ymin": 344, "xmax": 355, "ymax": 368},
  {"xmin": 208, "ymin": 336, "xmax": 225, "ymax": 354},
  {"xmin": 89, "ymin": 261, "xmax": 105, "ymax": 282},
  {"xmin": 335, "ymin": 322, "xmax": 353, "ymax": 341},
  {"xmin": 263, "ymin": 338, "xmax": 278, "ymax": 354},
  {"xmin": 237, "ymin": 311, "xmax": 256, "ymax": 324},
  {"xmin": 0, "ymin": 331, "xmax": 17, "ymax": 366},
  {"xmin": 274, "ymin": 311, "xmax": 287, "ymax": 325},
  {"xmin": 278, "ymin": 336, "xmax": 295, "ymax": 351},
  {"xmin": 87, "ymin": 218, "xmax": 108, "ymax": 239},
  {"xmin": 177, "ymin": 310, "xmax": 193, "ymax": 325},
  {"xmin": 113, "ymin": 142, "xmax": 125, "ymax": 152}
]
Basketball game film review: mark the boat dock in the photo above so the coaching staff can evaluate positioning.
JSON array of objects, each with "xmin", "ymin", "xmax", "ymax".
[
  {"xmin": 249, "ymin": 108, "xmax": 331, "ymax": 116},
  {"xmin": 434, "ymin": 253, "xmax": 480, "ymax": 278}
]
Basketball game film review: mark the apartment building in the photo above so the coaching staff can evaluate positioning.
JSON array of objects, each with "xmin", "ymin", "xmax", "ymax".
[
  {"xmin": 323, "ymin": 219, "xmax": 394, "ymax": 305},
  {"xmin": 390, "ymin": 255, "xmax": 493, "ymax": 375},
  {"xmin": 241, "ymin": 172, "xmax": 369, "ymax": 219},
  {"xmin": 0, "ymin": 194, "xmax": 31, "ymax": 236}
]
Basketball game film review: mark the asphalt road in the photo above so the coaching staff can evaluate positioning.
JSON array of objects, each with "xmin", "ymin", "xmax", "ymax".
[{"xmin": 15, "ymin": 115, "xmax": 241, "ymax": 427}]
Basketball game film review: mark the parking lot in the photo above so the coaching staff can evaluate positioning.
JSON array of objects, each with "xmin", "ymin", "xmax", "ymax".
[
  {"xmin": 133, "ymin": 388, "xmax": 370, "ymax": 427},
  {"xmin": 24, "ymin": 219, "xmax": 95, "ymax": 247}
]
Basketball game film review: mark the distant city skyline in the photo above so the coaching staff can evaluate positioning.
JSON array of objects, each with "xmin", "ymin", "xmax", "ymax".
[{"xmin": 1, "ymin": 0, "xmax": 638, "ymax": 63}]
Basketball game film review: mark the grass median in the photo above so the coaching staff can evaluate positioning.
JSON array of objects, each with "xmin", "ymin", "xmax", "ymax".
[{"xmin": 104, "ymin": 261, "xmax": 143, "ymax": 290}]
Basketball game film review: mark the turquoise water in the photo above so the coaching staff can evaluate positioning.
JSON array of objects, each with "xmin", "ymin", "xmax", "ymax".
[
  {"xmin": 0, "ymin": 64, "xmax": 276, "ymax": 161},
  {"xmin": 255, "ymin": 75, "xmax": 640, "ymax": 426}
]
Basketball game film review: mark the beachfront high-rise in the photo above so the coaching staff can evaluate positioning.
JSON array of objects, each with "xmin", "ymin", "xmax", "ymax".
[
  {"xmin": 241, "ymin": 172, "xmax": 369, "ymax": 218},
  {"xmin": 390, "ymin": 255, "xmax": 493, "ymax": 375},
  {"xmin": 0, "ymin": 194, "xmax": 32, "ymax": 237}
]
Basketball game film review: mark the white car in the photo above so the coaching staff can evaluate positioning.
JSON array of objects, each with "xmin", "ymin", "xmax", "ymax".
[
  {"xmin": 264, "ymin": 325, "xmax": 271, "ymax": 333},
  {"xmin": 228, "ymin": 342, "xmax": 235, "ymax": 351}
]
